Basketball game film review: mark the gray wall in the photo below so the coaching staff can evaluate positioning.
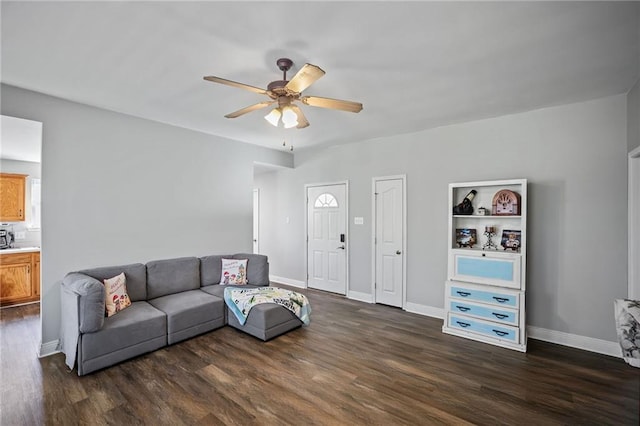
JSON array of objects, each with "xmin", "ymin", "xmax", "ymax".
[
  {"xmin": 0, "ymin": 159, "xmax": 41, "ymax": 247},
  {"xmin": 255, "ymin": 94, "xmax": 628, "ymax": 343},
  {"xmin": 1, "ymin": 84, "xmax": 292, "ymax": 347},
  {"xmin": 629, "ymin": 78, "xmax": 640, "ymax": 153}
]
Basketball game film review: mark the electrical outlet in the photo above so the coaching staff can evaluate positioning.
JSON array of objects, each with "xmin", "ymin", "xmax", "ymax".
[{"xmin": 15, "ymin": 231, "xmax": 26, "ymax": 240}]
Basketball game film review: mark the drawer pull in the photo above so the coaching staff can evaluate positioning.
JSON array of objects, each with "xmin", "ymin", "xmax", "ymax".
[
  {"xmin": 492, "ymin": 313, "xmax": 509, "ymax": 319},
  {"xmin": 455, "ymin": 306, "xmax": 470, "ymax": 312},
  {"xmin": 493, "ymin": 296, "xmax": 509, "ymax": 303},
  {"xmin": 456, "ymin": 321, "xmax": 471, "ymax": 328},
  {"xmin": 492, "ymin": 329, "xmax": 509, "ymax": 337},
  {"xmin": 456, "ymin": 291, "xmax": 471, "ymax": 297}
]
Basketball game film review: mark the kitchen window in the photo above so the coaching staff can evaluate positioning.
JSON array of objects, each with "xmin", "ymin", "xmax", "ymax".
[{"xmin": 29, "ymin": 178, "xmax": 41, "ymax": 229}]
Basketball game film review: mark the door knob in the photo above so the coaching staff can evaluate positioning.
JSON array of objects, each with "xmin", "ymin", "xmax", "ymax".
[
  {"xmin": 396, "ymin": 250, "xmax": 402, "ymax": 255},
  {"xmin": 337, "ymin": 245, "xmax": 345, "ymax": 250}
]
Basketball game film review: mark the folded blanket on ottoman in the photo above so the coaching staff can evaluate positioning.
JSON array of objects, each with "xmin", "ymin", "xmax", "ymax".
[{"xmin": 224, "ymin": 287, "xmax": 311, "ymax": 326}]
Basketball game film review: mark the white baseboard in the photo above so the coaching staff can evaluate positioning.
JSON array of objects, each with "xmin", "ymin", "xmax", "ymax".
[
  {"xmin": 399, "ymin": 303, "xmax": 621, "ymax": 358},
  {"xmin": 39, "ymin": 340, "xmax": 60, "ymax": 358},
  {"xmin": 269, "ymin": 275, "xmax": 306, "ymax": 289},
  {"xmin": 527, "ymin": 326, "xmax": 622, "ymax": 358},
  {"xmin": 405, "ymin": 302, "xmax": 445, "ymax": 319},
  {"xmin": 348, "ymin": 291, "xmax": 374, "ymax": 303}
]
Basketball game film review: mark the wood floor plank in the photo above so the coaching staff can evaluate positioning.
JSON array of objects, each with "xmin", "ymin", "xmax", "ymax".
[{"xmin": 1, "ymin": 288, "xmax": 638, "ymax": 425}]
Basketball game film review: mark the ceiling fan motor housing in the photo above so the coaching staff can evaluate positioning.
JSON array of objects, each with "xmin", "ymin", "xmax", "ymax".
[{"xmin": 267, "ymin": 80, "xmax": 289, "ymax": 94}]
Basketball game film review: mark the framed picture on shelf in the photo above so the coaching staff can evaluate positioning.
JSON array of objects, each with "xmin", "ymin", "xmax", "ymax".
[
  {"xmin": 501, "ymin": 229, "xmax": 521, "ymax": 251},
  {"xmin": 456, "ymin": 228, "xmax": 477, "ymax": 248}
]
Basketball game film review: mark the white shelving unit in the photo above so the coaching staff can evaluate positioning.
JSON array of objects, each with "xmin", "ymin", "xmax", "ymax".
[{"xmin": 442, "ymin": 179, "xmax": 528, "ymax": 352}]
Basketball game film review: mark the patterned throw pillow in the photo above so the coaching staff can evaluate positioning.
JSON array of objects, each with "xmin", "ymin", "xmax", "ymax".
[
  {"xmin": 103, "ymin": 272, "xmax": 132, "ymax": 317},
  {"xmin": 220, "ymin": 258, "xmax": 248, "ymax": 285}
]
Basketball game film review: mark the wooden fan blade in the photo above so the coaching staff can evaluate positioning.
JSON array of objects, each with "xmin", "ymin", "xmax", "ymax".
[
  {"xmin": 300, "ymin": 96, "xmax": 363, "ymax": 113},
  {"xmin": 225, "ymin": 101, "xmax": 274, "ymax": 119},
  {"xmin": 203, "ymin": 76, "xmax": 268, "ymax": 95},
  {"xmin": 290, "ymin": 105, "xmax": 309, "ymax": 128},
  {"xmin": 285, "ymin": 64, "xmax": 325, "ymax": 94}
]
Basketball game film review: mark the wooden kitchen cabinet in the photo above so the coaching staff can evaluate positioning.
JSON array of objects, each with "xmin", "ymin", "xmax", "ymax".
[
  {"xmin": 0, "ymin": 173, "xmax": 27, "ymax": 222},
  {"xmin": 33, "ymin": 252, "xmax": 40, "ymax": 298},
  {"xmin": 0, "ymin": 251, "xmax": 40, "ymax": 306}
]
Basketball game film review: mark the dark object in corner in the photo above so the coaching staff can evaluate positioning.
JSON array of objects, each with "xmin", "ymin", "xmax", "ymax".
[{"xmin": 453, "ymin": 190, "xmax": 477, "ymax": 215}]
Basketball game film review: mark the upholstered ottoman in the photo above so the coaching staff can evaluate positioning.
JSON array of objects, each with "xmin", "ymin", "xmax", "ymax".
[
  {"xmin": 227, "ymin": 302, "xmax": 303, "ymax": 341},
  {"xmin": 201, "ymin": 284, "xmax": 304, "ymax": 341}
]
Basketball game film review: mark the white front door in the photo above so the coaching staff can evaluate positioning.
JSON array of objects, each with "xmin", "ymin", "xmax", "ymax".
[
  {"xmin": 375, "ymin": 177, "xmax": 405, "ymax": 307},
  {"xmin": 253, "ymin": 189, "xmax": 260, "ymax": 253},
  {"xmin": 307, "ymin": 184, "xmax": 347, "ymax": 295}
]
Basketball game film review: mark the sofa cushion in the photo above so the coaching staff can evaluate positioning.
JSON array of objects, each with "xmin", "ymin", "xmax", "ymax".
[
  {"xmin": 232, "ymin": 253, "xmax": 269, "ymax": 285},
  {"xmin": 200, "ymin": 255, "xmax": 233, "ymax": 286},
  {"xmin": 148, "ymin": 289, "xmax": 225, "ymax": 344},
  {"xmin": 146, "ymin": 257, "xmax": 200, "ymax": 299},
  {"xmin": 81, "ymin": 301, "xmax": 166, "ymax": 361},
  {"xmin": 78, "ymin": 263, "xmax": 147, "ymax": 302}
]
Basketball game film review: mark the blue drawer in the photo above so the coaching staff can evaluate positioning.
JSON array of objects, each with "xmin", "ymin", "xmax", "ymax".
[
  {"xmin": 451, "ymin": 252, "xmax": 521, "ymax": 289},
  {"xmin": 450, "ymin": 286, "xmax": 518, "ymax": 308},
  {"xmin": 449, "ymin": 301, "xmax": 517, "ymax": 325},
  {"xmin": 457, "ymin": 256, "xmax": 512, "ymax": 280},
  {"xmin": 449, "ymin": 315, "xmax": 518, "ymax": 342}
]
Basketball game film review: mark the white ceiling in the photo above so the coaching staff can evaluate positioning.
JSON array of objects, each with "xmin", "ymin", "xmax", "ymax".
[{"xmin": 1, "ymin": 2, "xmax": 639, "ymax": 152}]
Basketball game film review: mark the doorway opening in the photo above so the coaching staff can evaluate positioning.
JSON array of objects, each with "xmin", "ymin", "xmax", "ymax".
[{"xmin": 0, "ymin": 115, "xmax": 43, "ymax": 351}]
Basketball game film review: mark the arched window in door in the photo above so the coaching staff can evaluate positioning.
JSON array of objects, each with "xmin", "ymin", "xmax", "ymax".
[{"xmin": 314, "ymin": 193, "xmax": 338, "ymax": 208}]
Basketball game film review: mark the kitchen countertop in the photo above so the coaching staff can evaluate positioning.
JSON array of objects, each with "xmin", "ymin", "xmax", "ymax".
[{"xmin": 0, "ymin": 247, "xmax": 40, "ymax": 254}]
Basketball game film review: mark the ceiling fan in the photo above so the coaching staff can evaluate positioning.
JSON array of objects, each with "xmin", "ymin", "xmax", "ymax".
[{"xmin": 203, "ymin": 58, "xmax": 363, "ymax": 129}]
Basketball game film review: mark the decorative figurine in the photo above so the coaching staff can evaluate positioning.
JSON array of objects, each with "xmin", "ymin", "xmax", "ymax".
[{"xmin": 482, "ymin": 226, "xmax": 498, "ymax": 250}]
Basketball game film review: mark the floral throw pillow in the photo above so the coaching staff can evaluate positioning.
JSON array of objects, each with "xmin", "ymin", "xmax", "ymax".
[
  {"xmin": 103, "ymin": 272, "xmax": 132, "ymax": 317},
  {"xmin": 220, "ymin": 258, "xmax": 248, "ymax": 285}
]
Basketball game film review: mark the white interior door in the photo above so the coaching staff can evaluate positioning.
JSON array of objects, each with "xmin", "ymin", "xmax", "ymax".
[
  {"xmin": 307, "ymin": 184, "xmax": 347, "ymax": 295},
  {"xmin": 253, "ymin": 189, "xmax": 260, "ymax": 254},
  {"xmin": 375, "ymin": 178, "xmax": 404, "ymax": 307}
]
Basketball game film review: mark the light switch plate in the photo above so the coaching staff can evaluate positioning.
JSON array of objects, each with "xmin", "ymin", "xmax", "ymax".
[
  {"xmin": 354, "ymin": 217, "xmax": 364, "ymax": 225},
  {"xmin": 15, "ymin": 231, "xmax": 26, "ymax": 240}
]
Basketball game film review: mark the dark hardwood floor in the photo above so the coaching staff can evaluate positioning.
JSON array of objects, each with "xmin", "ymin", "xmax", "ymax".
[{"xmin": 1, "ymin": 287, "xmax": 638, "ymax": 425}]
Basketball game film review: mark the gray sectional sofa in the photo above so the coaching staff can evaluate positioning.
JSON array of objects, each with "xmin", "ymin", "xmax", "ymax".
[{"xmin": 60, "ymin": 254, "xmax": 303, "ymax": 376}]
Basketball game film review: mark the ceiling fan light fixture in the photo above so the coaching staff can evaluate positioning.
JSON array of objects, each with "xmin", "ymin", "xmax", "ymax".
[
  {"xmin": 281, "ymin": 106, "xmax": 299, "ymax": 128},
  {"xmin": 205, "ymin": 57, "xmax": 362, "ymax": 133},
  {"xmin": 264, "ymin": 108, "xmax": 282, "ymax": 126}
]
